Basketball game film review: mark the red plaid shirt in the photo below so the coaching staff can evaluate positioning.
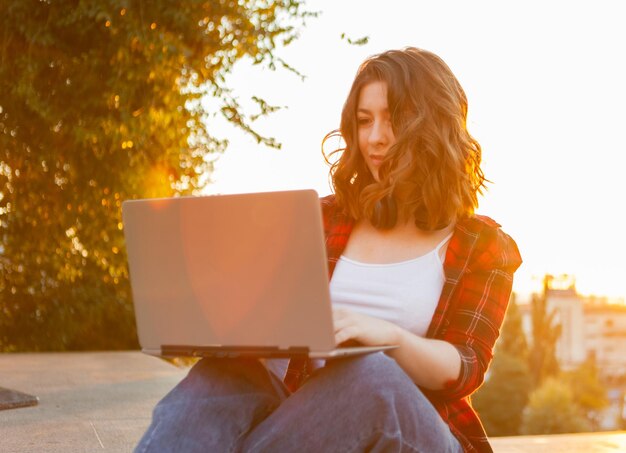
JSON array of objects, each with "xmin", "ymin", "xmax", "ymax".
[{"xmin": 285, "ymin": 195, "xmax": 522, "ymax": 453}]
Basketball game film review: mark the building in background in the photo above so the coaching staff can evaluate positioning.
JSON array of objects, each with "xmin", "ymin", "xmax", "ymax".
[
  {"xmin": 520, "ymin": 275, "xmax": 626, "ymax": 430},
  {"xmin": 520, "ymin": 274, "xmax": 626, "ymax": 378},
  {"xmin": 584, "ymin": 302, "xmax": 626, "ymax": 380}
]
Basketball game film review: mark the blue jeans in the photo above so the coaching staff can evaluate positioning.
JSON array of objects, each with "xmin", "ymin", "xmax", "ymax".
[{"xmin": 135, "ymin": 353, "xmax": 463, "ymax": 452}]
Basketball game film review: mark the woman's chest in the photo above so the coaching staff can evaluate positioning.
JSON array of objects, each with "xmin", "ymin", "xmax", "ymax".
[{"xmin": 341, "ymin": 222, "xmax": 452, "ymax": 264}]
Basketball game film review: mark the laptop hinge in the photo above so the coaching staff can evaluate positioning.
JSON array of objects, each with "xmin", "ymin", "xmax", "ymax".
[{"xmin": 161, "ymin": 345, "xmax": 310, "ymax": 358}]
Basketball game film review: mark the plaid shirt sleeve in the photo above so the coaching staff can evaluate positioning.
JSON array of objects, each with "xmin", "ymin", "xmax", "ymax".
[{"xmin": 424, "ymin": 216, "xmax": 522, "ymax": 403}]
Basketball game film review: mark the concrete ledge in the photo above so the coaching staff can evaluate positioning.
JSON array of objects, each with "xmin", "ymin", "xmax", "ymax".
[
  {"xmin": 0, "ymin": 352, "xmax": 624, "ymax": 452},
  {"xmin": 491, "ymin": 431, "xmax": 626, "ymax": 452},
  {"xmin": 0, "ymin": 352, "xmax": 187, "ymax": 452}
]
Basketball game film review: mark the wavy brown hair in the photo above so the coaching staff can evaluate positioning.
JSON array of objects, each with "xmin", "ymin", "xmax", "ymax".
[{"xmin": 323, "ymin": 47, "xmax": 486, "ymax": 230}]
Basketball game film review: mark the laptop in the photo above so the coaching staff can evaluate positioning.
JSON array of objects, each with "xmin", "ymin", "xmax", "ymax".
[{"xmin": 122, "ymin": 189, "xmax": 396, "ymax": 359}]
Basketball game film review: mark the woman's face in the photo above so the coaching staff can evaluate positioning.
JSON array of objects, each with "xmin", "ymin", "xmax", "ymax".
[{"xmin": 357, "ymin": 80, "xmax": 396, "ymax": 181}]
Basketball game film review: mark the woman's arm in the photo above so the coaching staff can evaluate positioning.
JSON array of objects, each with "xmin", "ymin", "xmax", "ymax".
[{"xmin": 332, "ymin": 308, "xmax": 461, "ymax": 390}]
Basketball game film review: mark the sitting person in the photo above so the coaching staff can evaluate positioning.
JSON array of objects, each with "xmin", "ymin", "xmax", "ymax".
[{"xmin": 135, "ymin": 46, "xmax": 522, "ymax": 453}]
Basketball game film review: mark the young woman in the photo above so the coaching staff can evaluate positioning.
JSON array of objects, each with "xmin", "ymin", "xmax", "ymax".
[{"xmin": 136, "ymin": 47, "xmax": 522, "ymax": 453}]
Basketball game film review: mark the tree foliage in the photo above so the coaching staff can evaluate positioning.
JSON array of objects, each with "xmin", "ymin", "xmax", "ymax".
[
  {"xmin": 495, "ymin": 293, "xmax": 529, "ymax": 360},
  {"xmin": 475, "ymin": 282, "xmax": 611, "ymax": 436},
  {"xmin": 0, "ymin": 0, "xmax": 313, "ymax": 351},
  {"xmin": 522, "ymin": 360, "xmax": 609, "ymax": 435},
  {"xmin": 472, "ymin": 351, "xmax": 532, "ymax": 436},
  {"xmin": 473, "ymin": 295, "xmax": 532, "ymax": 436},
  {"xmin": 521, "ymin": 377, "xmax": 591, "ymax": 435},
  {"xmin": 561, "ymin": 358, "xmax": 609, "ymax": 430},
  {"xmin": 528, "ymin": 275, "xmax": 562, "ymax": 387}
]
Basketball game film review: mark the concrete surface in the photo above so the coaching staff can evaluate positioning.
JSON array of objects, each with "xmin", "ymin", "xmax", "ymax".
[
  {"xmin": 0, "ymin": 352, "xmax": 187, "ymax": 452},
  {"xmin": 0, "ymin": 352, "xmax": 624, "ymax": 452},
  {"xmin": 490, "ymin": 431, "xmax": 626, "ymax": 452}
]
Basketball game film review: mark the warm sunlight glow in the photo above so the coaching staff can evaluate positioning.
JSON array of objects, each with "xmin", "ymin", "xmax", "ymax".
[
  {"xmin": 201, "ymin": 0, "xmax": 626, "ymax": 302},
  {"xmin": 145, "ymin": 165, "xmax": 172, "ymax": 199}
]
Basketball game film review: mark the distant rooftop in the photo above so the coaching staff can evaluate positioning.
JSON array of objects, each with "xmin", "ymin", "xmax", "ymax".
[{"xmin": 547, "ymin": 287, "xmax": 579, "ymax": 297}]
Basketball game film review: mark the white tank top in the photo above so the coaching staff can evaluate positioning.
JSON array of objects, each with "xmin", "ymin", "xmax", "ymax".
[
  {"xmin": 329, "ymin": 232, "xmax": 452, "ymax": 337},
  {"xmin": 265, "ymin": 232, "xmax": 453, "ymax": 380}
]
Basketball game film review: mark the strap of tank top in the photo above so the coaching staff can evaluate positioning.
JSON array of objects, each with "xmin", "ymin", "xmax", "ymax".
[{"xmin": 434, "ymin": 231, "xmax": 454, "ymax": 254}]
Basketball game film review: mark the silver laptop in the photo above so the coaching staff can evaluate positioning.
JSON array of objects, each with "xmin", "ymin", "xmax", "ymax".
[{"xmin": 122, "ymin": 189, "xmax": 396, "ymax": 359}]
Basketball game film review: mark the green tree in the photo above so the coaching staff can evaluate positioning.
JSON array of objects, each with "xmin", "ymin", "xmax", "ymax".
[
  {"xmin": 0, "ymin": 0, "xmax": 313, "ymax": 351},
  {"xmin": 562, "ymin": 358, "xmax": 609, "ymax": 430},
  {"xmin": 521, "ymin": 377, "xmax": 591, "ymax": 435},
  {"xmin": 472, "ymin": 351, "xmax": 532, "ymax": 436},
  {"xmin": 528, "ymin": 275, "xmax": 562, "ymax": 387},
  {"xmin": 473, "ymin": 294, "xmax": 532, "ymax": 436},
  {"xmin": 495, "ymin": 292, "xmax": 529, "ymax": 360}
]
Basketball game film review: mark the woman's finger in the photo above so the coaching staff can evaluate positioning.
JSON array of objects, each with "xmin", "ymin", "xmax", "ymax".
[
  {"xmin": 335, "ymin": 325, "xmax": 361, "ymax": 345},
  {"xmin": 332, "ymin": 307, "xmax": 355, "ymax": 329}
]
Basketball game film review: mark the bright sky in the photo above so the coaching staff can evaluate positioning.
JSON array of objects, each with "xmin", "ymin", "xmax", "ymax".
[{"xmin": 202, "ymin": 0, "xmax": 626, "ymax": 302}]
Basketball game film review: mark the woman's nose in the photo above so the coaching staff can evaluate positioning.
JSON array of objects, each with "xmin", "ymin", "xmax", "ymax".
[{"xmin": 369, "ymin": 119, "xmax": 391, "ymax": 146}]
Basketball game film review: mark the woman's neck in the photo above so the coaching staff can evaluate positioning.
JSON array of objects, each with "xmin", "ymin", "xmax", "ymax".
[
  {"xmin": 363, "ymin": 217, "xmax": 455, "ymax": 237},
  {"xmin": 343, "ymin": 218, "xmax": 455, "ymax": 264}
]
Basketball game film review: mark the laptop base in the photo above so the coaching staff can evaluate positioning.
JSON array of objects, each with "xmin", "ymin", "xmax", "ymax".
[{"xmin": 149, "ymin": 344, "xmax": 398, "ymax": 359}]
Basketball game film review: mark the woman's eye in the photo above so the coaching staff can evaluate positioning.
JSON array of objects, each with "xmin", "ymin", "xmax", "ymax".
[{"xmin": 357, "ymin": 117, "xmax": 371, "ymax": 126}]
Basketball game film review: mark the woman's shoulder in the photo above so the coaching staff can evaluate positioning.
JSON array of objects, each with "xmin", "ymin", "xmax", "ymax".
[
  {"xmin": 318, "ymin": 193, "xmax": 354, "ymax": 237},
  {"xmin": 457, "ymin": 214, "xmax": 501, "ymax": 231},
  {"xmin": 319, "ymin": 193, "xmax": 337, "ymax": 208},
  {"xmin": 454, "ymin": 214, "xmax": 522, "ymax": 273},
  {"xmin": 319, "ymin": 193, "xmax": 343, "ymax": 220}
]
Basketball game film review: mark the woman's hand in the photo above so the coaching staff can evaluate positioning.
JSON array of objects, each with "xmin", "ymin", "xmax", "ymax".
[
  {"xmin": 332, "ymin": 306, "xmax": 462, "ymax": 390},
  {"xmin": 332, "ymin": 307, "xmax": 401, "ymax": 347}
]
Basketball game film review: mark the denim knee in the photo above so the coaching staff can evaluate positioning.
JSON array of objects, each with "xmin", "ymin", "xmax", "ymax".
[
  {"xmin": 322, "ymin": 353, "xmax": 459, "ymax": 452},
  {"xmin": 135, "ymin": 358, "xmax": 285, "ymax": 453},
  {"xmin": 323, "ymin": 352, "xmax": 417, "ymax": 397},
  {"xmin": 163, "ymin": 358, "xmax": 278, "ymax": 402},
  {"xmin": 241, "ymin": 353, "xmax": 461, "ymax": 453}
]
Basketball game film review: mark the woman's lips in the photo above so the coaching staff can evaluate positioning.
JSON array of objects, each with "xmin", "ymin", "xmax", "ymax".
[{"xmin": 369, "ymin": 155, "xmax": 384, "ymax": 165}]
